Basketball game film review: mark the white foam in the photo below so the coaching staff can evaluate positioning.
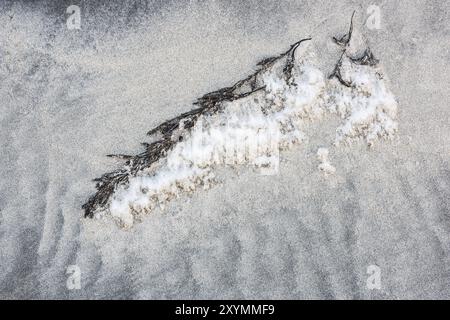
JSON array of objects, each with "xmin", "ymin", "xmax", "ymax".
[
  {"xmin": 102, "ymin": 46, "xmax": 398, "ymax": 227},
  {"xmin": 317, "ymin": 148, "xmax": 336, "ymax": 175},
  {"xmin": 325, "ymin": 57, "xmax": 398, "ymax": 146}
]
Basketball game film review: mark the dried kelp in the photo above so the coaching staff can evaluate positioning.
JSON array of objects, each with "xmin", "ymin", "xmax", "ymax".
[
  {"xmin": 82, "ymin": 38, "xmax": 312, "ymax": 218},
  {"xmin": 332, "ymin": 11, "xmax": 355, "ymax": 47},
  {"xmin": 350, "ymin": 47, "xmax": 379, "ymax": 66},
  {"xmin": 329, "ymin": 11, "xmax": 379, "ymax": 87}
]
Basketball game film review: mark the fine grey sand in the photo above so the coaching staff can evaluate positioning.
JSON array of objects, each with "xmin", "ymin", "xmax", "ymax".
[{"xmin": 0, "ymin": 0, "xmax": 449, "ymax": 299}]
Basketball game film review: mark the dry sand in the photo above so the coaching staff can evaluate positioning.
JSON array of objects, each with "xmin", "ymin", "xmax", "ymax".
[{"xmin": 0, "ymin": 0, "xmax": 449, "ymax": 299}]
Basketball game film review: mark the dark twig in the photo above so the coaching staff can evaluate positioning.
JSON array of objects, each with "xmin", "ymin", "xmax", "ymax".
[
  {"xmin": 329, "ymin": 11, "xmax": 356, "ymax": 86},
  {"xmin": 329, "ymin": 11, "xmax": 379, "ymax": 87},
  {"xmin": 329, "ymin": 52, "xmax": 353, "ymax": 87},
  {"xmin": 332, "ymin": 11, "xmax": 355, "ymax": 46}
]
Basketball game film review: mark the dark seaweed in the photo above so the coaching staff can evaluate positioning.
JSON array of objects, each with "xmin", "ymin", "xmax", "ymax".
[
  {"xmin": 82, "ymin": 38, "xmax": 312, "ymax": 218},
  {"xmin": 329, "ymin": 11, "xmax": 379, "ymax": 87}
]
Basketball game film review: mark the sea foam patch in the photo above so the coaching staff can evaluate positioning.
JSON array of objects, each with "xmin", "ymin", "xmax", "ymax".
[{"xmin": 83, "ymin": 19, "xmax": 398, "ymax": 228}]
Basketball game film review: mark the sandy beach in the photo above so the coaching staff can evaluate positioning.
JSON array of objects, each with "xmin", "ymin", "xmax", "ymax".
[{"xmin": 0, "ymin": 0, "xmax": 449, "ymax": 299}]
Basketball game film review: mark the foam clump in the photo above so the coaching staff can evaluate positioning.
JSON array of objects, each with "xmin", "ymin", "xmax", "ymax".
[
  {"xmin": 326, "ymin": 56, "xmax": 398, "ymax": 146},
  {"xmin": 317, "ymin": 148, "xmax": 336, "ymax": 175},
  {"xmin": 85, "ymin": 22, "xmax": 399, "ymax": 228},
  {"xmin": 108, "ymin": 56, "xmax": 327, "ymax": 227},
  {"xmin": 325, "ymin": 22, "xmax": 398, "ymax": 146}
]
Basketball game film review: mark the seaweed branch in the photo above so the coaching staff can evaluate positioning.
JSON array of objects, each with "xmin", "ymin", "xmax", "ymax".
[
  {"xmin": 82, "ymin": 38, "xmax": 312, "ymax": 218},
  {"xmin": 349, "ymin": 47, "xmax": 379, "ymax": 66},
  {"xmin": 329, "ymin": 11, "xmax": 379, "ymax": 87},
  {"xmin": 332, "ymin": 11, "xmax": 355, "ymax": 47}
]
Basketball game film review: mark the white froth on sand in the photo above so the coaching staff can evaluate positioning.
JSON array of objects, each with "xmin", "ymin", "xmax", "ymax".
[{"xmin": 104, "ymin": 46, "xmax": 398, "ymax": 227}]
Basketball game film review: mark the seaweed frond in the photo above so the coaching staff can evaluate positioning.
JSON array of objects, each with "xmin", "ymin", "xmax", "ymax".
[
  {"xmin": 82, "ymin": 37, "xmax": 312, "ymax": 218},
  {"xmin": 329, "ymin": 11, "xmax": 379, "ymax": 87}
]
